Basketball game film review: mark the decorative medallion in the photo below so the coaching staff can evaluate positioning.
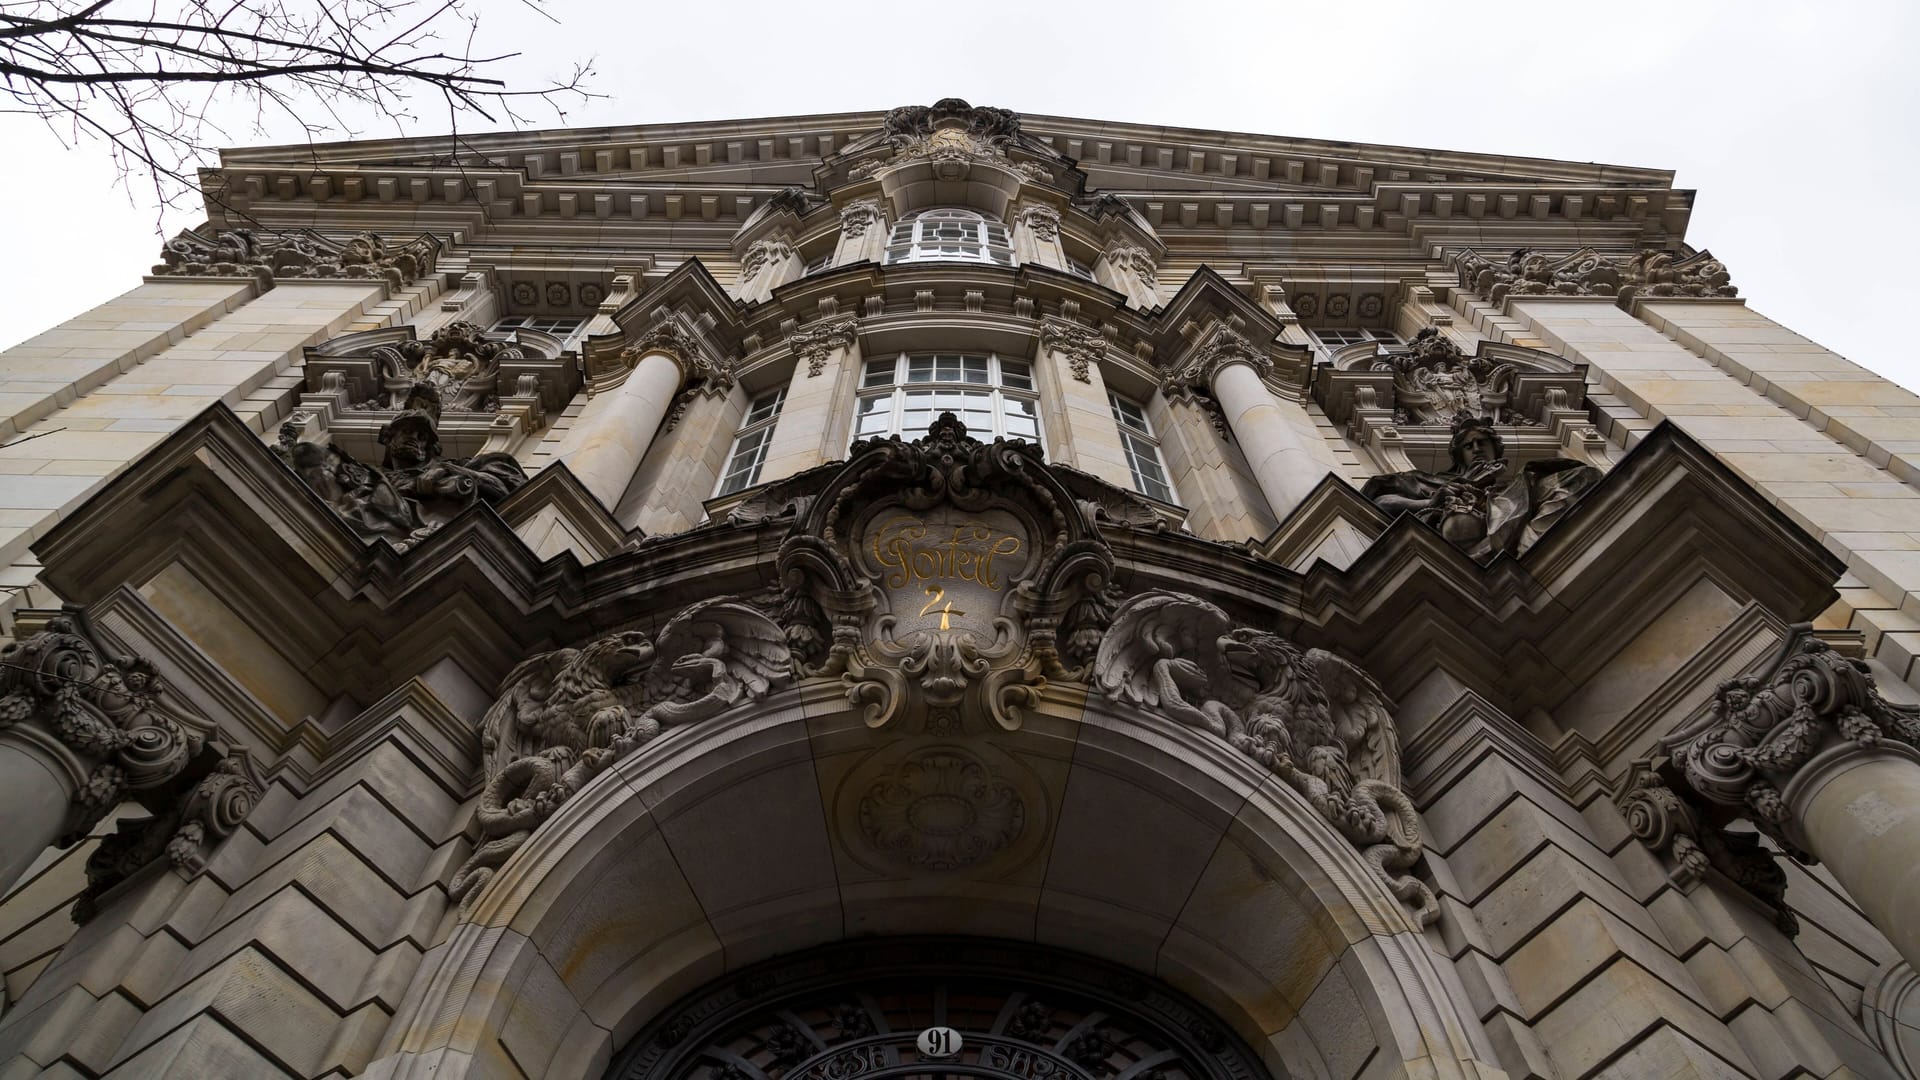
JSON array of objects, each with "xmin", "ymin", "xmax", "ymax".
[{"xmin": 857, "ymin": 746, "xmax": 1025, "ymax": 871}]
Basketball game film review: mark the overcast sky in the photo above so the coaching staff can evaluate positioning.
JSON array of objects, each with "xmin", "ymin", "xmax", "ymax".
[{"xmin": 4, "ymin": 1, "xmax": 1915, "ymax": 391}]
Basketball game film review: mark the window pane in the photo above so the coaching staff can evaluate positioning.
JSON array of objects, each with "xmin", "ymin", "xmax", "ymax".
[
  {"xmin": 744, "ymin": 389, "xmax": 785, "ymax": 427},
  {"xmin": 1002, "ymin": 398, "xmax": 1039, "ymax": 439},
  {"xmin": 1000, "ymin": 360, "xmax": 1033, "ymax": 392},
  {"xmin": 865, "ymin": 359, "xmax": 899, "ymax": 388},
  {"xmin": 855, "ymin": 394, "xmax": 893, "ymax": 435}
]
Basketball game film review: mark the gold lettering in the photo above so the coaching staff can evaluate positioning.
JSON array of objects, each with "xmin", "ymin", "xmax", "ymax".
[
  {"xmin": 869, "ymin": 515, "xmax": 1023, "ymax": 594},
  {"xmin": 918, "ymin": 585, "xmax": 965, "ymax": 630}
]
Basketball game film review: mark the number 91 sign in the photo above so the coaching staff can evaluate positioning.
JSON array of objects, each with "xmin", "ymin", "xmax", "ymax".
[{"xmin": 917, "ymin": 1026, "xmax": 963, "ymax": 1058}]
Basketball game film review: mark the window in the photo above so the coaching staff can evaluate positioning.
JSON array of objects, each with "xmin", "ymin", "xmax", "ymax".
[
  {"xmin": 1309, "ymin": 327, "xmax": 1401, "ymax": 352},
  {"xmin": 715, "ymin": 389, "xmax": 787, "ymax": 496},
  {"xmin": 1109, "ymin": 393, "xmax": 1175, "ymax": 503},
  {"xmin": 854, "ymin": 353, "xmax": 1040, "ymax": 445},
  {"xmin": 884, "ymin": 208, "xmax": 1014, "ymax": 267},
  {"xmin": 492, "ymin": 316, "xmax": 586, "ymax": 346}
]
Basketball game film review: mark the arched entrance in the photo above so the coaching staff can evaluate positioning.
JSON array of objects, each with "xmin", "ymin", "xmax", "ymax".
[
  {"xmin": 365, "ymin": 690, "xmax": 1503, "ymax": 1080},
  {"xmin": 605, "ymin": 938, "xmax": 1273, "ymax": 1080}
]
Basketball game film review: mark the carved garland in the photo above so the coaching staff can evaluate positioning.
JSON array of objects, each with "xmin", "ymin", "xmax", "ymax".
[{"xmin": 1455, "ymin": 247, "xmax": 1737, "ymax": 309}]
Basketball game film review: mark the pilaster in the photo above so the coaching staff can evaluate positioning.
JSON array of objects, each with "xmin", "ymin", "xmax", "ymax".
[
  {"xmin": 1036, "ymin": 318, "xmax": 1132, "ymax": 489},
  {"xmin": 832, "ymin": 199, "xmax": 888, "ymax": 267},
  {"xmin": 760, "ymin": 317, "xmax": 860, "ymax": 483}
]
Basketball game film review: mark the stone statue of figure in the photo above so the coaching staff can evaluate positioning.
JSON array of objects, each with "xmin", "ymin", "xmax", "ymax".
[
  {"xmin": 275, "ymin": 410, "xmax": 528, "ymax": 550},
  {"xmin": 377, "ymin": 411, "xmax": 528, "ymax": 526},
  {"xmin": 1361, "ymin": 414, "xmax": 1603, "ymax": 559}
]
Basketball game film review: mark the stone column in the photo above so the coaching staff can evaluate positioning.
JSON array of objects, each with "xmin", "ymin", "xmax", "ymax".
[
  {"xmin": 1671, "ymin": 625, "xmax": 1920, "ymax": 971},
  {"xmin": 833, "ymin": 199, "xmax": 889, "ymax": 266},
  {"xmin": 554, "ymin": 323, "xmax": 690, "ymax": 512},
  {"xmin": 1170, "ymin": 328, "xmax": 1333, "ymax": 522},
  {"xmin": 760, "ymin": 317, "xmax": 859, "ymax": 481}
]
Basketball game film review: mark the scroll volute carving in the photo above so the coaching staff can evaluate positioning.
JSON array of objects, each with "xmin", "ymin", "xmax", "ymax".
[{"xmin": 774, "ymin": 413, "xmax": 1117, "ymax": 736}]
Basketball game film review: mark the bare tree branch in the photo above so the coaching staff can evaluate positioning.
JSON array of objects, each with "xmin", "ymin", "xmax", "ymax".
[{"xmin": 0, "ymin": 0, "xmax": 595, "ymax": 221}]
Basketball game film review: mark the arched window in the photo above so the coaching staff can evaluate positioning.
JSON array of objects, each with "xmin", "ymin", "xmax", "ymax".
[{"xmin": 884, "ymin": 208, "xmax": 1014, "ymax": 266}]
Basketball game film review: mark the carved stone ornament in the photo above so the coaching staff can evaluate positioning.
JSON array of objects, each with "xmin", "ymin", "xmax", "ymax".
[
  {"xmin": 359, "ymin": 320, "xmax": 515, "ymax": 413},
  {"xmin": 855, "ymin": 99, "xmax": 1029, "ymax": 183},
  {"xmin": 450, "ymin": 599, "xmax": 793, "ymax": 912},
  {"xmin": 1161, "ymin": 327, "xmax": 1271, "ymax": 411},
  {"xmin": 740, "ymin": 238, "xmax": 796, "ymax": 283},
  {"xmin": 75, "ymin": 749, "xmax": 264, "ymax": 924},
  {"xmin": 1663, "ymin": 625, "xmax": 1920, "ymax": 852},
  {"xmin": 772, "ymin": 413, "xmax": 1120, "ymax": 736},
  {"xmin": 1361, "ymin": 413, "xmax": 1603, "ymax": 560},
  {"xmin": 274, "ymin": 408, "xmax": 527, "ymax": 552},
  {"xmin": 1101, "ymin": 242, "xmax": 1158, "ymax": 286},
  {"xmin": 154, "ymin": 227, "xmax": 438, "ymax": 290},
  {"xmin": 1371, "ymin": 328, "xmax": 1533, "ymax": 427},
  {"xmin": 1455, "ymin": 246, "xmax": 1737, "ymax": 309},
  {"xmin": 857, "ymin": 745, "xmax": 1025, "ymax": 871},
  {"xmin": 790, "ymin": 316, "xmax": 859, "ymax": 378},
  {"xmin": 839, "ymin": 199, "xmax": 885, "ymax": 238},
  {"xmin": 1619, "ymin": 761, "xmax": 1798, "ymax": 933},
  {"xmin": 0, "ymin": 609, "xmax": 209, "ymax": 843},
  {"xmin": 1016, "ymin": 204, "xmax": 1062, "ymax": 241},
  {"xmin": 883, "ymin": 98, "xmax": 1023, "ymax": 144},
  {"xmin": 1092, "ymin": 591, "xmax": 1437, "ymax": 925},
  {"xmin": 1040, "ymin": 319, "xmax": 1106, "ymax": 383}
]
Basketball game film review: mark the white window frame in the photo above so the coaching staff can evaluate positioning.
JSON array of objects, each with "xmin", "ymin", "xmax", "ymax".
[
  {"xmin": 884, "ymin": 208, "xmax": 1015, "ymax": 267},
  {"xmin": 1308, "ymin": 326, "xmax": 1401, "ymax": 358},
  {"xmin": 491, "ymin": 315, "xmax": 588, "ymax": 349},
  {"xmin": 714, "ymin": 388, "xmax": 787, "ymax": 496},
  {"xmin": 852, "ymin": 352, "xmax": 1041, "ymax": 447},
  {"xmin": 1108, "ymin": 392, "xmax": 1176, "ymax": 504}
]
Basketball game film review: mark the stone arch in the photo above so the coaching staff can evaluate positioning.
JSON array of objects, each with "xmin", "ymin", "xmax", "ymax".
[{"xmin": 367, "ymin": 690, "xmax": 1501, "ymax": 1080}]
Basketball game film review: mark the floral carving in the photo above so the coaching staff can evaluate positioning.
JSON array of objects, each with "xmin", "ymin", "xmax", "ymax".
[
  {"xmin": 790, "ymin": 317, "xmax": 859, "ymax": 377},
  {"xmin": 154, "ymin": 227, "xmax": 437, "ymax": 289},
  {"xmin": 359, "ymin": 321, "xmax": 513, "ymax": 413},
  {"xmin": 1665, "ymin": 626, "xmax": 1920, "ymax": 852},
  {"xmin": 883, "ymin": 98, "xmax": 1022, "ymax": 144},
  {"xmin": 1162, "ymin": 327, "xmax": 1269, "ymax": 399},
  {"xmin": 1040, "ymin": 319, "xmax": 1106, "ymax": 383},
  {"xmin": 858, "ymin": 747, "xmax": 1025, "ymax": 871},
  {"xmin": 450, "ymin": 600, "xmax": 792, "ymax": 913},
  {"xmin": 1093, "ymin": 591, "xmax": 1437, "ymax": 925}
]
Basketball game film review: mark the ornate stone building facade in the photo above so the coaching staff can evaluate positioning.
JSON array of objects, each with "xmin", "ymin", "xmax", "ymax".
[{"xmin": 0, "ymin": 100, "xmax": 1917, "ymax": 1078}]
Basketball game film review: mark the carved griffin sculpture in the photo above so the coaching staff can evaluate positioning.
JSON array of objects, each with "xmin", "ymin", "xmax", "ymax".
[
  {"xmin": 449, "ymin": 601, "xmax": 791, "ymax": 912},
  {"xmin": 1093, "ymin": 592, "xmax": 1436, "ymax": 925}
]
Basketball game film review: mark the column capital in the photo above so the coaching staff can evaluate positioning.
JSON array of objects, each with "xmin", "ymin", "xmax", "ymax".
[
  {"xmin": 789, "ymin": 316, "xmax": 859, "ymax": 377},
  {"xmin": 1448, "ymin": 246, "xmax": 1739, "ymax": 310},
  {"xmin": 1618, "ymin": 761, "xmax": 1797, "ymax": 932},
  {"xmin": 1665, "ymin": 624, "xmax": 1920, "ymax": 848},
  {"xmin": 0, "ymin": 608, "xmax": 213, "ymax": 842},
  {"xmin": 1039, "ymin": 318, "xmax": 1107, "ymax": 383},
  {"xmin": 1163, "ymin": 326, "xmax": 1273, "ymax": 393}
]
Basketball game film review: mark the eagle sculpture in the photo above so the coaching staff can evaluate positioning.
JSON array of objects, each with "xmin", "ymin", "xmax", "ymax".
[
  {"xmin": 1093, "ymin": 591, "xmax": 1436, "ymax": 925},
  {"xmin": 449, "ymin": 600, "xmax": 790, "ymax": 912}
]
